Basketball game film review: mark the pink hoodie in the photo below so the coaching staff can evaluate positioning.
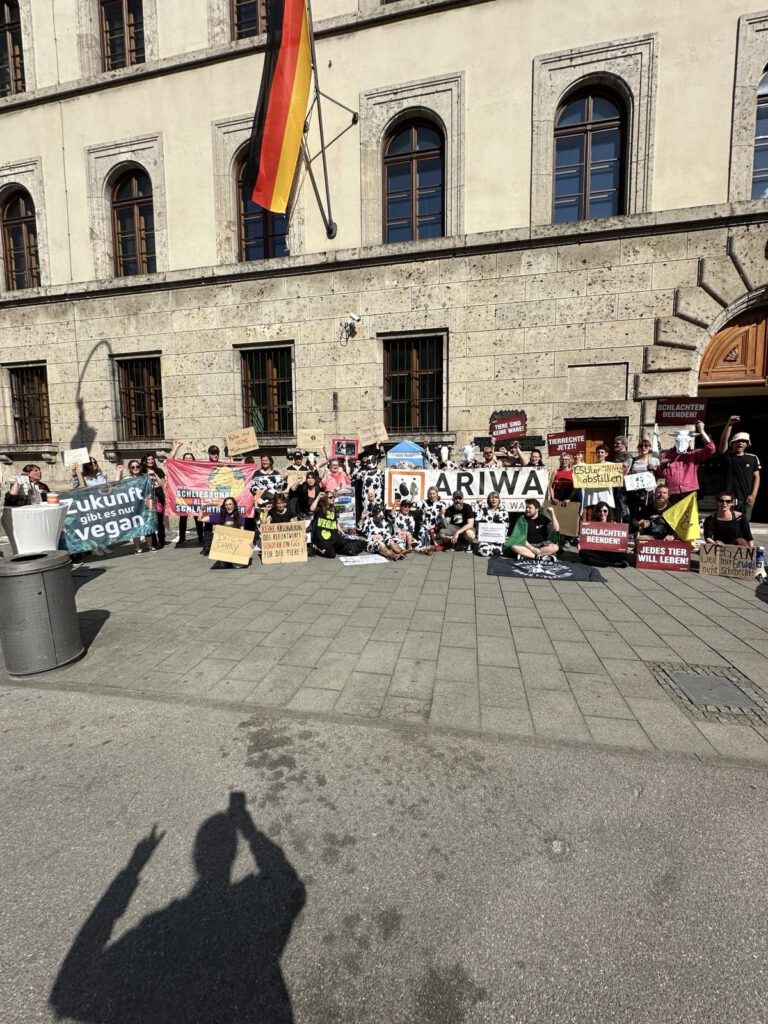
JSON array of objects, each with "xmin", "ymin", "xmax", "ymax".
[{"xmin": 659, "ymin": 441, "xmax": 715, "ymax": 494}]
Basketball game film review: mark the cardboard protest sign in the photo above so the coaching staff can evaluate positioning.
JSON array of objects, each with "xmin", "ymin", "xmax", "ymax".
[
  {"xmin": 209, "ymin": 525, "xmax": 255, "ymax": 566},
  {"xmin": 385, "ymin": 467, "xmax": 548, "ymax": 509},
  {"xmin": 579, "ymin": 522, "xmax": 629, "ymax": 552},
  {"xmin": 698, "ymin": 543, "xmax": 758, "ymax": 579},
  {"xmin": 572, "ymin": 462, "xmax": 625, "ymax": 488},
  {"xmin": 635, "ymin": 538, "xmax": 691, "ymax": 571},
  {"xmin": 624, "ymin": 472, "xmax": 657, "ymax": 492},
  {"xmin": 166, "ymin": 458, "xmax": 255, "ymax": 517},
  {"xmin": 59, "ymin": 477, "xmax": 156, "ymax": 553},
  {"xmin": 357, "ymin": 424, "xmax": 388, "ymax": 448},
  {"xmin": 296, "ymin": 428, "xmax": 324, "ymax": 450},
  {"xmin": 260, "ymin": 522, "xmax": 308, "ymax": 565},
  {"xmin": 547, "ymin": 431, "xmax": 586, "ymax": 458},
  {"xmin": 224, "ymin": 426, "xmax": 259, "ymax": 456},
  {"xmin": 62, "ymin": 447, "xmax": 90, "ymax": 468},
  {"xmin": 489, "ymin": 410, "xmax": 527, "ymax": 441},
  {"xmin": 477, "ymin": 522, "xmax": 507, "ymax": 545},
  {"xmin": 656, "ymin": 398, "xmax": 707, "ymax": 426},
  {"xmin": 543, "ymin": 500, "xmax": 580, "ymax": 538},
  {"xmin": 331, "ymin": 437, "xmax": 359, "ymax": 459},
  {"xmin": 284, "ymin": 470, "xmax": 305, "ymax": 491}
]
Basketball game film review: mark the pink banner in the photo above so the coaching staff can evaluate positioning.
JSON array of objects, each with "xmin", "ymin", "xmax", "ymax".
[{"xmin": 165, "ymin": 459, "xmax": 255, "ymax": 517}]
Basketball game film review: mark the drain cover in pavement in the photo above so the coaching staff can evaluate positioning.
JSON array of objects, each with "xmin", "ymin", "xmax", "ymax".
[{"xmin": 668, "ymin": 672, "xmax": 758, "ymax": 710}]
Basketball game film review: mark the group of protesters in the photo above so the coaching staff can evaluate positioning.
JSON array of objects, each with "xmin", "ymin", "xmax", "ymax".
[{"xmin": 2, "ymin": 412, "xmax": 761, "ymax": 570}]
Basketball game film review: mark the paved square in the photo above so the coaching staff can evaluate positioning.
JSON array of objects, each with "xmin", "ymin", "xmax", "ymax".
[{"xmin": 2, "ymin": 543, "xmax": 768, "ymax": 763}]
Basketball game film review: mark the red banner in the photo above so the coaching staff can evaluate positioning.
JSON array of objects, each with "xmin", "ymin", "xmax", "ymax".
[
  {"xmin": 579, "ymin": 522, "xmax": 629, "ymax": 551},
  {"xmin": 655, "ymin": 398, "xmax": 708, "ymax": 426},
  {"xmin": 635, "ymin": 538, "xmax": 692, "ymax": 571},
  {"xmin": 165, "ymin": 459, "xmax": 255, "ymax": 517},
  {"xmin": 547, "ymin": 430, "xmax": 586, "ymax": 457},
  {"xmin": 490, "ymin": 411, "xmax": 527, "ymax": 441}
]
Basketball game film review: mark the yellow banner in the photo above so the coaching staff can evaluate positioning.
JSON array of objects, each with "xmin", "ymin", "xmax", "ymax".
[{"xmin": 572, "ymin": 462, "xmax": 625, "ymax": 488}]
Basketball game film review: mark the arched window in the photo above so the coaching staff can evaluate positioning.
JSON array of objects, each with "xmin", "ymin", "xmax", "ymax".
[
  {"xmin": 752, "ymin": 67, "xmax": 768, "ymax": 199},
  {"xmin": 553, "ymin": 90, "xmax": 625, "ymax": 223},
  {"xmin": 111, "ymin": 169, "xmax": 155, "ymax": 276},
  {"xmin": 2, "ymin": 188, "xmax": 39, "ymax": 290},
  {"xmin": 236, "ymin": 153, "xmax": 289, "ymax": 261},
  {"xmin": 0, "ymin": 1, "xmax": 25, "ymax": 97},
  {"xmin": 383, "ymin": 120, "xmax": 444, "ymax": 243}
]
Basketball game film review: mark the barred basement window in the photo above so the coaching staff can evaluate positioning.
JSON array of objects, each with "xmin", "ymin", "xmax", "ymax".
[
  {"xmin": 241, "ymin": 347, "xmax": 293, "ymax": 436},
  {"xmin": 111, "ymin": 169, "xmax": 155, "ymax": 276},
  {"xmin": 2, "ymin": 188, "xmax": 39, "ymax": 290},
  {"xmin": 116, "ymin": 356, "xmax": 164, "ymax": 441},
  {"xmin": 236, "ymin": 151, "xmax": 289, "ymax": 260},
  {"xmin": 100, "ymin": 0, "xmax": 144, "ymax": 71},
  {"xmin": 231, "ymin": 0, "xmax": 266, "ymax": 39},
  {"xmin": 8, "ymin": 364, "xmax": 51, "ymax": 443},
  {"xmin": 383, "ymin": 335, "xmax": 443, "ymax": 432},
  {"xmin": 0, "ymin": 0, "xmax": 25, "ymax": 96}
]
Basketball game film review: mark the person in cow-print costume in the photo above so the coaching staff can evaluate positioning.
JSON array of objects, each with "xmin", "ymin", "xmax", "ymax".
[
  {"xmin": 391, "ymin": 498, "xmax": 416, "ymax": 553},
  {"xmin": 414, "ymin": 486, "xmax": 445, "ymax": 549},
  {"xmin": 473, "ymin": 490, "xmax": 510, "ymax": 557},
  {"xmin": 351, "ymin": 448, "xmax": 385, "ymax": 517},
  {"xmin": 359, "ymin": 504, "xmax": 404, "ymax": 561}
]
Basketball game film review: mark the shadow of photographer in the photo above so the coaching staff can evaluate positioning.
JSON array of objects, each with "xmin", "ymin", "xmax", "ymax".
[{"xmin": 50, "ymin": 792, "xmax": 306, "ymax": 1023}]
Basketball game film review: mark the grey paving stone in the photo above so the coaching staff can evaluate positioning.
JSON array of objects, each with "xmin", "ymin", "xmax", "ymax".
[
  {"xmin": 243, "ymin": 677, "xmax": 306, "ymax": 706},
  {"xmin": 349, "ymin": 606, "xmax": 387, "ymax": 627},
  {"xmin": 286, "ymin": 687, "xmax": 339, "ymax": 713},
  {"xmin": 569, "ymin": 610, "xmax": 617, "ymax": 632},
  {"xmin": 480, "ymin": 704, "xmax": 535, "ymax": 737},
  {"xmin": 527, "ymin": 689, "xmax": 592, "ymax": 742},
  {"xmin": 279, "ymin": 637, "xmax": 334, "ymax": 668},
  {"xmin": 355, "ymin": 640, "xmax": 403, "ymax": 674},
  {"xmin": 389, "ymin": 658, "xmax": 437, "ymax": 699},
  {"xmin": 479, "ymin": 670, "xmax": 527, "ymax": 708},
  {"xmin": 586, "ymin": 632, "xmax": 637, "ymax": 661},
  {"xmin": 436, "ymin": 647, "xmax": 478, "ymax": 682},
  {"xmin": 530, "ymin": 601, "xmax": 572, "ymax": 620},
  {"xmin": 430, "ymin": 700, "xmax": 480, "ymax": 731},
  {"xmin": 693, "ymin": 722, "xmax": 768, "ymax": 763},
  {"xmin": 568, "ymin": 672, "xmax": 634, "ymax": 720},
  {"xmin": 475, "ymin": 614, "xmax": 513, "ymax": 637},
  {"xmin": 383, "ymin": 601, "xmax": 418, "ymax": 620},
  {"xmin": 476, "ymin": 598, "xmax": 507, "ymax": 617},
  {"xmin": 518, "ymin": 652, "xmax": 569, "ymax": 691},
  {"xmin": 440, "ymin": 628, "xmax": 479, "ymax": 649},
  {"xmin": 400, "ymin": 631, "xmax": 442, "ymax": 660},
  {"xmin": 416, "ymin": 593, "xmax": 449, "ymax": 612},
  {"xmin": 512, "ymin": 628, "xmax": 555, "ymax": 655},
  {"xmin": 228, "ymin": 648, "xmax": 286, "ymax": 680},
  {"xmin": 542, "ymin": 618, "xmax": 584, "ymax": 642},
  {"xmin": 380, "ymin": 695, "xmax": 431, "ymax": 725},
  {"xmin": 553, "ymin": 641, "xmax": 604, "ymax": 674},
  {"xmin": 337, "ymin": 627, "xmax": 374, "ymax": 653},
  {"xmin": 334, "ymin": 672, "xmax": 391, "ymax": 718},
  {"xmin": 181, "ymin": 658, "xmax": 233, "ymax": 694},
  {"xmin": 585, "ymin": 716, "xmax": 654, "ymax": 751},
  {"xmin": 446, "ymin": 590, "xmax": 477, "ymax": 606},
  {"xmin": 505, "ymin": 607, "xmax": 545, "ymax": 628},
  {"xmin": 623, "ymin": 697, "xmax": 719, "ymax": 757},
  {"xmin": 478, "ymin": 638, "xmax": 518, "ymax": 668},
  {"xmin": 443, "ymin": 605, "xmax": 476, "ymax": 624},
  {"xmin": 408, "ymin": 611, "xmax": 444, "ymax": 632},
  {"xmin": 600, "ymin": 659, "xmax": 667, "ymax": 700},
  {"xmin": 369, "ymin": 620, "xmax": 411, "ymax": 643}
]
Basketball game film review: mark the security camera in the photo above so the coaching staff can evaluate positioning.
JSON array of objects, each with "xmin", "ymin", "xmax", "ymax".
[{"xmin": 347, "ymin": 312, "xmax": 361, "ymax": 323}]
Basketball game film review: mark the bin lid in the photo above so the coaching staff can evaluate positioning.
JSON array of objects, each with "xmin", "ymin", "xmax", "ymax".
[{"xmin": 0, "ymin": 551, "xmax": 72, "ymax": 577}]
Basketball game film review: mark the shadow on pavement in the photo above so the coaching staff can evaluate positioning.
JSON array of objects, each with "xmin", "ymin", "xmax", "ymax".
[
  {"xmin": 71, "ymin": 568, "xmax": 106, "ymax": 593},
  {"xmin": 77, "ymin": 610, "xmax": 110, "ymax": 651},
  {"xmin": 49, "ymin": 793, "xmax": 306, "ymax": 1024}
]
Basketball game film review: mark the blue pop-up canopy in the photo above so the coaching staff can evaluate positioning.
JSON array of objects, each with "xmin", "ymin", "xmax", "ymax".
[{"xmin": 385, "ymin": 440, "xmax": 427, "ymax": 468}]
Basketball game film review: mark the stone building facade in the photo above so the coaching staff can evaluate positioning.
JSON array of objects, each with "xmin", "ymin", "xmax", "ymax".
[{"xmin": 1, "ymin": 0, "xmax": 767, "ymax": 514}]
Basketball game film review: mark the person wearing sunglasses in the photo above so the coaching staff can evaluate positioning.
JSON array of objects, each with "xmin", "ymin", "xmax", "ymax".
[
  {"xmin": 703, "ymin": 492, "xmax": 753, "ymax": 547},
  {"xmin": 624, "ymin": 437, "xmax": 660, "ymax": 521},
  {"xmin": 116, "ymin": 460, "xmax": 154, "ymax": 554}
]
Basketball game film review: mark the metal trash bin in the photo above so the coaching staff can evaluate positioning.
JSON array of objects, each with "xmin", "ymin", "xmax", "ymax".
[{"xmin": 0, "ymin": 552, "xmax": 84, "ymax": 676}]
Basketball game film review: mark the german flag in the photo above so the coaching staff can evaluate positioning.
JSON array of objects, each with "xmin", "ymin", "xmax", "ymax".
[{"xmin": 242, "ymin": 0, "xmax": 312, "ymax": 214}]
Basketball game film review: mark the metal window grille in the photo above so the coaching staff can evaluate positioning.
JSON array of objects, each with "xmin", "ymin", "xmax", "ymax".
[
  {"xmin": 383, "ymin": 121, "xmax": 445, "ymax": 243},
  {"xmin": 116, "ymin": 356, "xmax": 164, "ymax": 441},
  {"xmin": 100, "ymin": 0, "xmax": 144, "ymax": 71},
  {"xmin": 553, "ymin": 91, "xmax": 625, "ymax": 223},
  {"xmin": 112, "ymin": 171, "xmax": 156, "ymax": 277},
  {"xmin": 231, "ymin": 0, "xmax": 267, "ymax": 40},
  {"xmin": 9, "ymin": 365, "xmax": 51, "ymax": 443},
  {"xmin": 236, "ymin": 155, "xmax": 289, "ymax": 261},
  {"xmin": 0, "ymin": 0, "xmax": 24, "ymax": 96},
  {"xmin": 2, "ymin": 189, "xmax": 39, "ymax": 290},
  {"xmin": 241, "ymin": 347, "xmax": 293, "ymax": 436},
  {"xmin": 383, "ymin": 335, "xmax": 443, "ymax": 433}
]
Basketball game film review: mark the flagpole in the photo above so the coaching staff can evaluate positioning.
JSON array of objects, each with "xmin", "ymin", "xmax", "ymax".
[{"xmin": 304, "ymin": 0, "xmax": 337, "ymax": 239}]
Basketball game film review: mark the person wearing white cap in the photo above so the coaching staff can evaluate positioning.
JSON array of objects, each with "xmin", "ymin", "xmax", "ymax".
[{"xmin": 718, "ymin": 415, "xmax": 761, "ymax": 520}]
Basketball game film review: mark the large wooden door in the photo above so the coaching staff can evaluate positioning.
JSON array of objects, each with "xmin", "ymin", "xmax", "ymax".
[
  {"xmin": 565, "ymin": 418, "xmax": 625, "ymax": 462},
  {"xmin": 699, "ymin": 309, "xmax": 768, "ymax": 386}
]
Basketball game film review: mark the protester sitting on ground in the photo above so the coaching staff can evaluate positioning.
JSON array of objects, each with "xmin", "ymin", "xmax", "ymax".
[
  {"xmin": 548, "ymin": 453, "xmax": 575, "ymax": 505},
  {"xmin": 504, "ymin": 500, "xmax": 560, "ymax": 561},
  {"xmin": 623, "ymin": 437, "xmax": 660, "ymax": 522},
  {"xmin": 473, "ymin": 490, "xmax": 510, "ymax": 557},
  {"xmin": 702, "ymin": 492, "xmax": 754, "ymax": 546},
  {"xmin": 311, "ymin": 493, "xmax": 361, "ymax": 558},
  {"xmin": 4, "ymin": 464, "xmax": 50, "ymax": 506},
  {"xmin": 578, "ymin": 502, "xmax": 629, "ymax": 569},
  {"xmin": 263, "ymin": 492, "xmax": 295, "ymax": 525},
  {"xmin": 360, "ymin": 505, "xmax": 404, "ymax": 561},
  {"xmin": 320, "ymin": 455, "xmax": 351, "ymax": 492},
  {"xmin": 632, "ymin": 484, "xmax": 675, "ymax": 540},
  {"xmin": 202, "ymin": 496, "xmax": 248, "ymax": 569},
  {"xmin": 438, "ymin": 492, "xmax": 476, "ymax": 550},
  {"xmin": 658, "ymin": 419, "xmax": 715, "ymax": 504},
  {"xmin": 292, "ymin": 469, "xmax": 322, "ymax": 521},
  {"xmin": 527, "ymin": 448, "xmax": 545, "ymax": 469},
  {"xmin": 578, "ymin": 447, "xmax": 615, "ymax": 518},
  {"xmin": 717, "ymin": 415, "xmax": 761, "ymax": 521},
  {"xmin": 249, "ymin": 455, "xmax": 286, "ymax": 535},
  {"xmin": 392, "ymin": 498, "xmax": 416, "ymax": 554}
]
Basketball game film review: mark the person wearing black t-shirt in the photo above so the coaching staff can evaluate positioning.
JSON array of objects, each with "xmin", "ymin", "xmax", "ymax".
[
  {"xmin": 703, "ymin": 492, "xmax": 753, "ymax": 546},
  {"xmin": 263, "ymin": 492, "xmax": 295, "ymax": 525},
  {"xmin": 718, "ymin": 416, "xmax": 761, "ymax": 520},
  {"xmin": 438, "ymin": 492, "xmax": 476, "ymax": 550},
  {"xmin": 507, "ymin": 499, "xmax": 559, "ymax": 560}
]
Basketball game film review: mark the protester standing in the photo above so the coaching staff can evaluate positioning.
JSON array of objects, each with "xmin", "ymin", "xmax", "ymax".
[
  {"xmin": 4, "ymin": 464, "xmax": 50, "ymax": 506},
  {"xmin": 717, "ymin": 415, "xmax": 761, "ymax": 521},
  {"xmin": 658, "ymin": 420, "xmax": 715, "ymax": 504}
]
